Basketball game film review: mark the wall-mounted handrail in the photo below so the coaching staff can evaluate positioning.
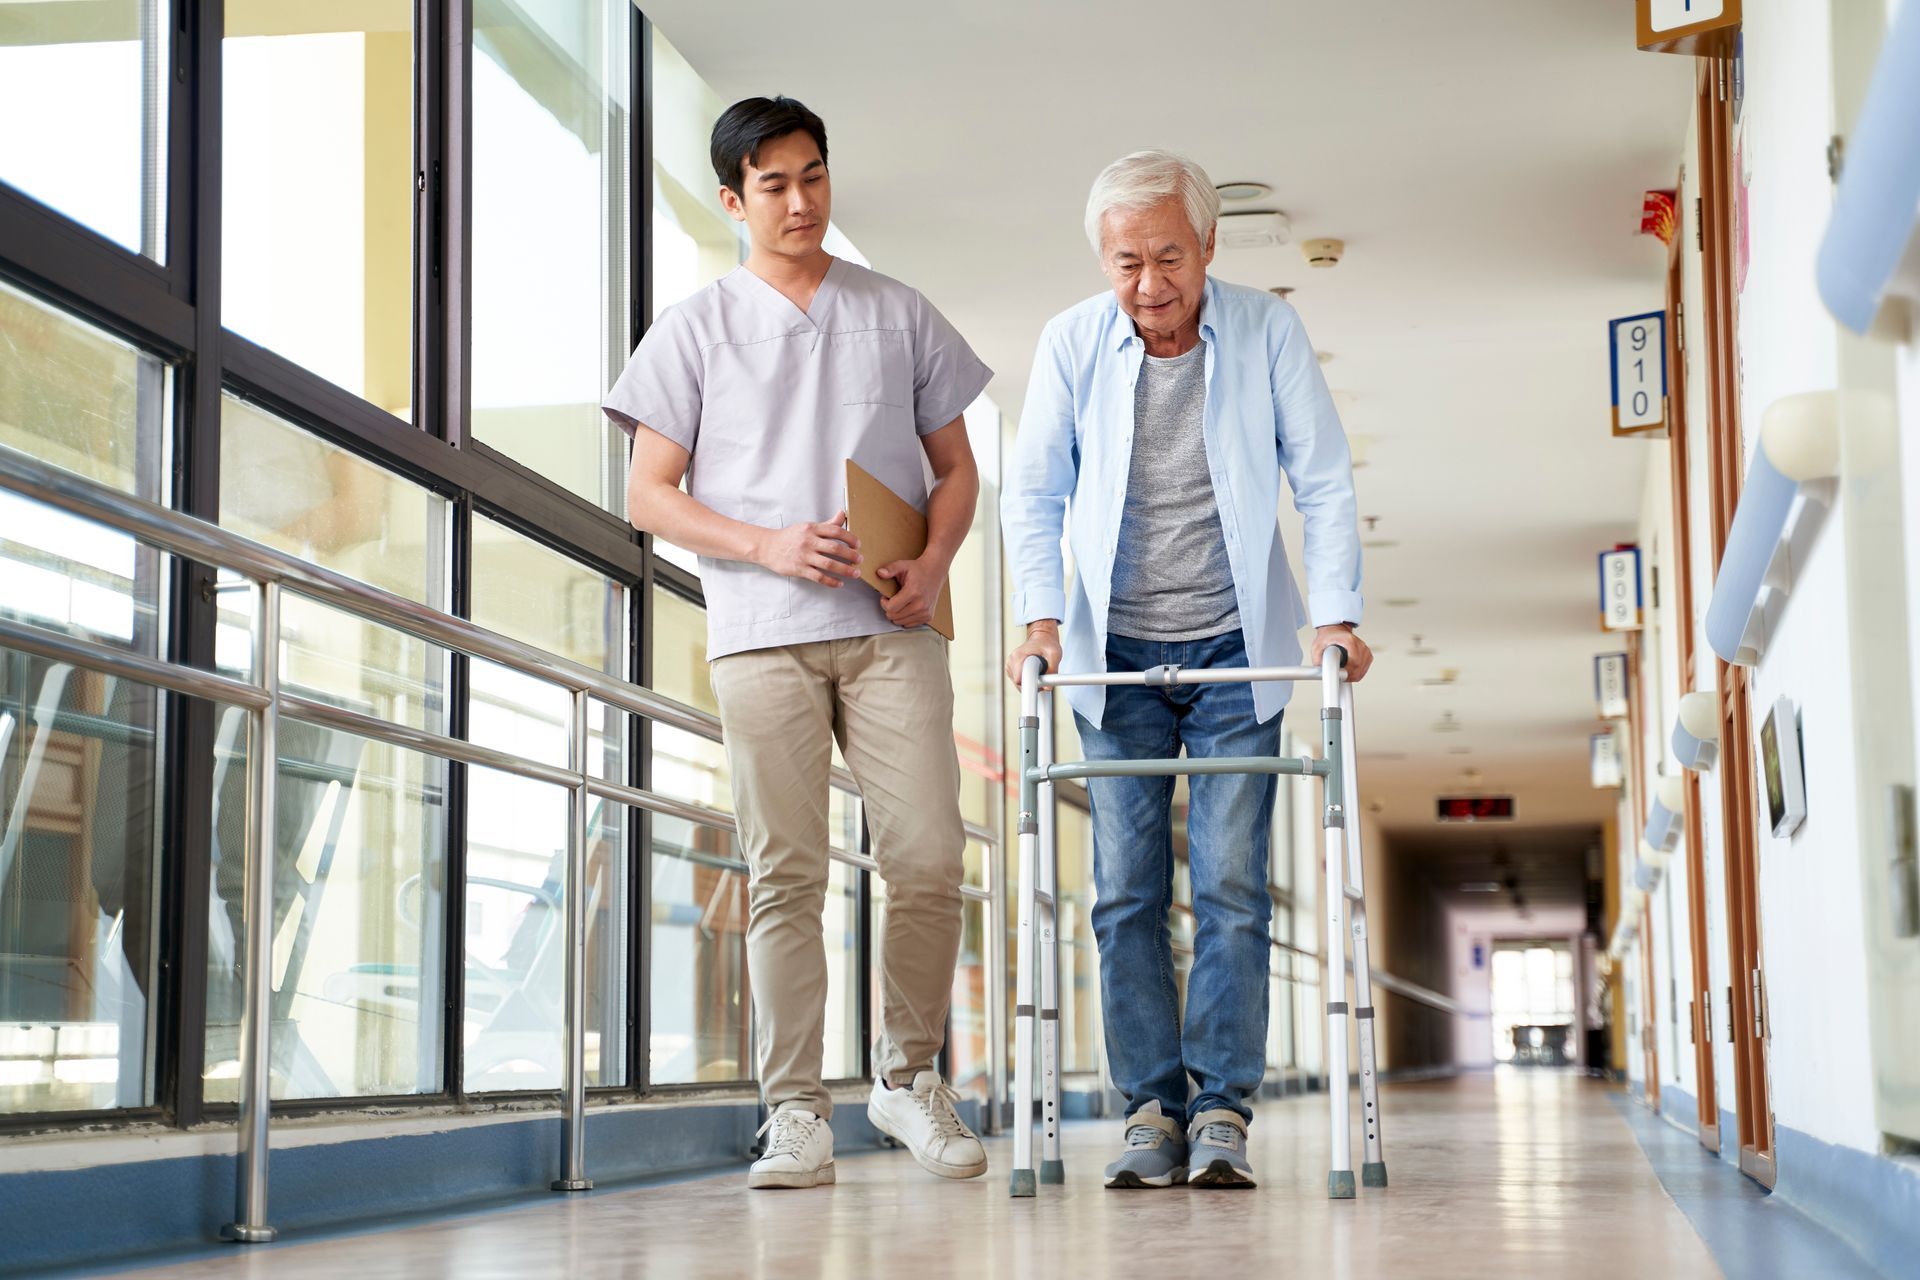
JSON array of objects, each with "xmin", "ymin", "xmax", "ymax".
[
  {"xmin": 1704, "ymin": 393, "xmax": 1839, "ymax": 666},
  {"xmin": 0, "ymin": 442, "xmax": 999, "ymax": 1237},
  {"xmin": 1816, "ymin": 0, "xmax": 1920, "ymax": 336}
]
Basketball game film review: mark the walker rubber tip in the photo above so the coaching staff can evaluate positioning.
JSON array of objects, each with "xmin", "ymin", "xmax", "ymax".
[
  {"xmin": 1010, "ymin": 1169, "xmax": 1037, "ymax": 1198},
  {"xmin": 1040, "ymin": 1159, "xmax": 1066, "ymax": 1184},
  {"xmin": 1362, "ymin": 1161, "xmax": 1389, "ymax": 1188},
  {"xmin": 551, "ymin": 1178, "xmax": 593, "ymax": 1193},
  {"xmin": 1329, "ymin": 1170, "xmax": 1357, "ymax": 1199}
]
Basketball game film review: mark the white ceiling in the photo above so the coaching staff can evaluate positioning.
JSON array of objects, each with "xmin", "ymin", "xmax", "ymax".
[{"xmin": 645, "ymin": 0, "xmax": 1695, "ymax": 839}]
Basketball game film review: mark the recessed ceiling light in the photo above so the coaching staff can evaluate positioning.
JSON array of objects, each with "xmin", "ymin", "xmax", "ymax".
[
  {"xmin": 1447, "ymin": 746, "xmax": 1473, "ymax": 756},
  {"xmin": 1407, "ymin": 634, "xmax": 1437, "ymax": 656},
  {"xmin": 1216, "ymin": 181, "xmax": 1272, "ymax": 201},
  {"xmin": 1363, "ymin": 539, "xmax": 1399, "ymax": 550},
  {"xmin": 1431, "ymin": 711, "xmax": 1463, "ymax": 733},
  {"xmin": 1385, "ymin": 598, "xmax": 1419, "ymax": 608}
]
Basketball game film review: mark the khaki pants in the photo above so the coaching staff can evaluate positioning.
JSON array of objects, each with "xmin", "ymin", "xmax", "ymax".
[{"xmin": 710, "ymin": 628, "xmax": 966, "ymax": 1118}]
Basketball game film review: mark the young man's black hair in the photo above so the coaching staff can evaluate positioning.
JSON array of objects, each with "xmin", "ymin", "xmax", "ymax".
[{"xmin": 710, "ymin": 96, "xmax": 829, "ymax": 196}]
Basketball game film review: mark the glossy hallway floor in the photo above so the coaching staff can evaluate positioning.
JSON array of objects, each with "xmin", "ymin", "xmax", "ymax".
[{"xmin": 119, "ymin": 1072, "xmax": 1876, "ymax": 1280}]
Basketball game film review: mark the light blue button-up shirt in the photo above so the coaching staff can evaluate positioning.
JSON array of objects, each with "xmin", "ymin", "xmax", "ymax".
[{"xmin": 1002, "ymin": 276, "xmax": 1363, "ymax": 729}]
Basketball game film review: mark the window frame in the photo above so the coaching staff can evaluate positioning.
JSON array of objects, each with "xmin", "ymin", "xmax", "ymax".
[{"xmin": 0, "ymin": 0, "xmax": 669, "ymax": 1132}]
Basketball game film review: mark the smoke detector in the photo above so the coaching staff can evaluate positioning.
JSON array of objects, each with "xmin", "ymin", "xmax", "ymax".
[
  {"xmin": 1217, "ymin": 210, "xmax": 1293, "ymax": 250},
  {"xmin": 1301, "ymin": 237, "xmax": 1345, "ymax": 268}
]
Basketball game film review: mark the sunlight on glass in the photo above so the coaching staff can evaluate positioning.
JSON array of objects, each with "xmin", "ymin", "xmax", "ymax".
[
  {"xmin": 0, "ymin": 1, "xmax": 168, "ymax": 259},
  {"xmin": 223, "ymin": 4, "xmax": 414, "ymax": 419}
]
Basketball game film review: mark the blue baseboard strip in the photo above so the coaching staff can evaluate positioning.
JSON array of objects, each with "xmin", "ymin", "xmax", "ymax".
[
  {"xmin": 0, "ymin": 1097, "xmax": 980, "ymax": 1277},
  {"xmin": 1773, "ymin": 1124, "xmax": 1920, "ymax": 1280},
  {"xmin": 1609, "ymin": 1091, "xmax": 1882, "ymax": 1278}
]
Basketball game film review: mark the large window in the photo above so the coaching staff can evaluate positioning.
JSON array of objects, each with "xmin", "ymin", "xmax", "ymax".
[
  {"xmin": 1, "ymin": 286, "xmax": 171, "ymax": 1114},
  {"xmin": 223, "ymin": 4, "xmax": 415, "ymax": 419},
  {"xmin": 468, "ymin": 515, "xmax": 627, "ymax": 1090},
  {"xmin": 647, "ymin": 26, "xmax": 741, "ymax": 321},
  {"xmin": 472, "ymin": 0, "xmax": 632, "ymax": 516},
  {"xmin": 0, "ymin": 4, "xmax": 1014, "ymax": 1137},
  {"xmin": 0, "ymin": 656, "xmax": 167, "ymax": 1112},
  {"xmin": 0, "ymin": 1, "xmax": 170, "ymax": 260},
  {"xmin": 206, "ymin": 400, "xmax": 451, "ymax": 1102},
  {"xmin": 645, "ymin": 25, "xmax": 741, "ymax": 577},
  {"xmin": 0, "ymin": 280, "xmax": 170, "ymax": 656}
]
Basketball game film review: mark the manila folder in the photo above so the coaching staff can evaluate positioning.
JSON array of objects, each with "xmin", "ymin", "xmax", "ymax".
[{"xmin": 844, "ymin": 459, "xmax": 955, "ymax": 642}]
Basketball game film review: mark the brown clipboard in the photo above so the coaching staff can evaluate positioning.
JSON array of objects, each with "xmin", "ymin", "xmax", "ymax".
[{"xmin": 844, "ymin": 459, "xmax": 955, "ymax": 641}]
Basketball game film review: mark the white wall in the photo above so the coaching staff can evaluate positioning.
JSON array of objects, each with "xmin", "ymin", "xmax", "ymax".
[
  {"xmin": 1733, "ymin": 0, "xmax": 1882, "ymax": 1156},
  {"xmin": 1621, "ymin": 0, "xmax": 1896, "ymax": 1156}
]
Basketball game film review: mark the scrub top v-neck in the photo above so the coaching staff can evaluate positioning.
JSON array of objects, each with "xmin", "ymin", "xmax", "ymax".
[{"xmin": 604, "ymin": 258, "xmax": 992, "ymax": 660}]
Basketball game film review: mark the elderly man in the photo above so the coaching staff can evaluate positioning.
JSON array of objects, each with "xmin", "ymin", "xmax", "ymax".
[{"xmin": 1002, "ymin": 149, "xmax": 1370, "ymax": 1189}]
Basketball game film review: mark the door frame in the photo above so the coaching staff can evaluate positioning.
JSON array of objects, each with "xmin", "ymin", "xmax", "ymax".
[
  {"xmin": 1627, "ymin": 632, "xmax": 1660, "ymax": 1106},
  {"xmin": 1695, "ymin": 54, "xmax": 1776, "ymax": 1187},
  {"xmin": 1663, "ymin": 168, "xmax": 1722, "ymax": 1155}
]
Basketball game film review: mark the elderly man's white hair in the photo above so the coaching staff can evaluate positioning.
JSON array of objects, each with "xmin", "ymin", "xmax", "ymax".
[{"xmin": 1083, "ymin": 149, "xmax": 1221, "ymax": 255}]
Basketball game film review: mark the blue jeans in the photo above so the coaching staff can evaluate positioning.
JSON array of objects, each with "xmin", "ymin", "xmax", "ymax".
[{"xmin": 1077, "ymin": 629, "xmax": 1278, "ymax": 1127}]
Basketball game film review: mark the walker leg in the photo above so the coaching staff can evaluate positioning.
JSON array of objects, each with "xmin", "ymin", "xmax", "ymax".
[
  {"xmin": 1321, "ymin": 659, "xmax": 1355, "ymax": 1200},
  {"xmin": 1341, "ymin": 682, "xmax": 1388, "ymax": 1188},
  {"xmin": 1037, "ymin": 695, "xmax": 1064, "ymax": 1184},
  {"xmin": 1010, "ymin": 673, "xmax": 1042, "ymax": 1198}
]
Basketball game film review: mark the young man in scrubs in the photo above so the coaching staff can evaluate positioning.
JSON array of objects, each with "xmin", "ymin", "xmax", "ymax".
[{"xmin": 604, "ymin": 97, "xmax": 992, "ymax": 1189}]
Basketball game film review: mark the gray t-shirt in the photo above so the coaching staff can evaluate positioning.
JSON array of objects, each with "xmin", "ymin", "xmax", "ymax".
[
  {"xmin": 602, "ymin": 258, "xmax": 992, "ymax": 660},
  {"xmin": 1107, "ymin": 343, "xmax": 1241, "ymax": 641}
]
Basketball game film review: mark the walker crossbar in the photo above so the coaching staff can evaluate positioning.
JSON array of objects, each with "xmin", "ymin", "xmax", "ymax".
[{"xmin": 1008, "ymin": 648, "xmax": 1387, "ymax": 1200}]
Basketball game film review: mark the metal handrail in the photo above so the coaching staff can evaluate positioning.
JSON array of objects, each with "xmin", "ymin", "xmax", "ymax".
[
  {"xmin": 8, "ymin": 450, "xmax": 1001, "ymax": 859},
  {"xmin": 0, "ymin": 443, "xmax": 1000, "ymax": 1236},
  {"xmin": 1164, "ymin": 902, "xmax": 1467, "ymax": 1019}
]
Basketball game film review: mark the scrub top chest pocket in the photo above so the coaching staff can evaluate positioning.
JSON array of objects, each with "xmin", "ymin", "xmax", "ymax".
[{"xmin": 830, "ymin": 329, "xmax": 912, "ymax": 409}]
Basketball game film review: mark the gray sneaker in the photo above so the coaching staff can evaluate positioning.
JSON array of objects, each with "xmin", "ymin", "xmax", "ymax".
[
  {"xmin": 1103, "ymin": 1100, "xmax": 1189, "ymax": 1188},
  {"xmin": 1187, "ymin": 1108, "xmax": 1256, "ymax": 1188}
]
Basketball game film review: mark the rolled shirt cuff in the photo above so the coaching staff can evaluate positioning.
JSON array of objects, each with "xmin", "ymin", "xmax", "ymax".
[
  {"xmin": 1308, "ymin": 591, "xmax": 1365, "ymax": 631},
  {"xmin": 1015, "ymin": 587, "xmax": 1067, "ymax": 626}
]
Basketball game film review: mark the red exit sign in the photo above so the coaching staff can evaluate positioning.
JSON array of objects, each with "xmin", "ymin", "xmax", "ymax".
[{"xmin": 1437, "ymin": 796, "xmax": 1516, "ymax": 823}]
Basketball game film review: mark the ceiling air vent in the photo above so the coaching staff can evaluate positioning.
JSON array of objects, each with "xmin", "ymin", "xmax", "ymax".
[{"xmin": 1217, "ymin": 210, "xmax": 1293, "ymax": 251}]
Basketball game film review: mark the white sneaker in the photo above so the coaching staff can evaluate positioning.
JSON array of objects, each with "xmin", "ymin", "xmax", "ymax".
[
  {"xmin": 749, "ymin": 1108, "xmax": 835, "ymax": 1189},
  {"xmin": 868, "ymin": 1070, "xmax": 989, "ymax": 1180}
]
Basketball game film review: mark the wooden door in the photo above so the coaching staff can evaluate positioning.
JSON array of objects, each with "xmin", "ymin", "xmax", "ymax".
[
  {"xmin": 1695, "ymin": 55, "xmax": 1774, "ymax": 1186},
  {"xmin": 1664, "ymin": 183, "xmax": 1721, "ymax": 1154}
]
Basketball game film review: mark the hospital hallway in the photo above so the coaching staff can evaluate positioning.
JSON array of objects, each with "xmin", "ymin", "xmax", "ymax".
[{"xmin": 7, "ymin": 0, "xmax": 1920, "ymax": 1277}]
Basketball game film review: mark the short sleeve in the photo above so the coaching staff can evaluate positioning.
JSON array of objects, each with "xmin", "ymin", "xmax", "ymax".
[
  {"xmin": 602, "ymin": 306, "xmax": 704, "ymax": 451},
  {"xmin": 908, "ymin": 290, "xmax": 993, "ymax": 435}
]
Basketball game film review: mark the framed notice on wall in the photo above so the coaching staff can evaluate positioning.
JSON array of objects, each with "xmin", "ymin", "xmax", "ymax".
[
  {"xmin": 1594, "ymin": 653, "xmax": 1630, "ymax": 719},
  {"xmin": 1592, "ymin": 730, "xmax": 1624, "ymax": 789},
  {"xmin": 1598, "ymin": 547, "xmax": 1644, "ymax": 632},
  {"xmin": 1610, "ymin": 312, "xmax": 1667, "ymax": 437},
  {"xmin": 1636, "ymin": 0, "xmax": 1741, "ymax": 55}
]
